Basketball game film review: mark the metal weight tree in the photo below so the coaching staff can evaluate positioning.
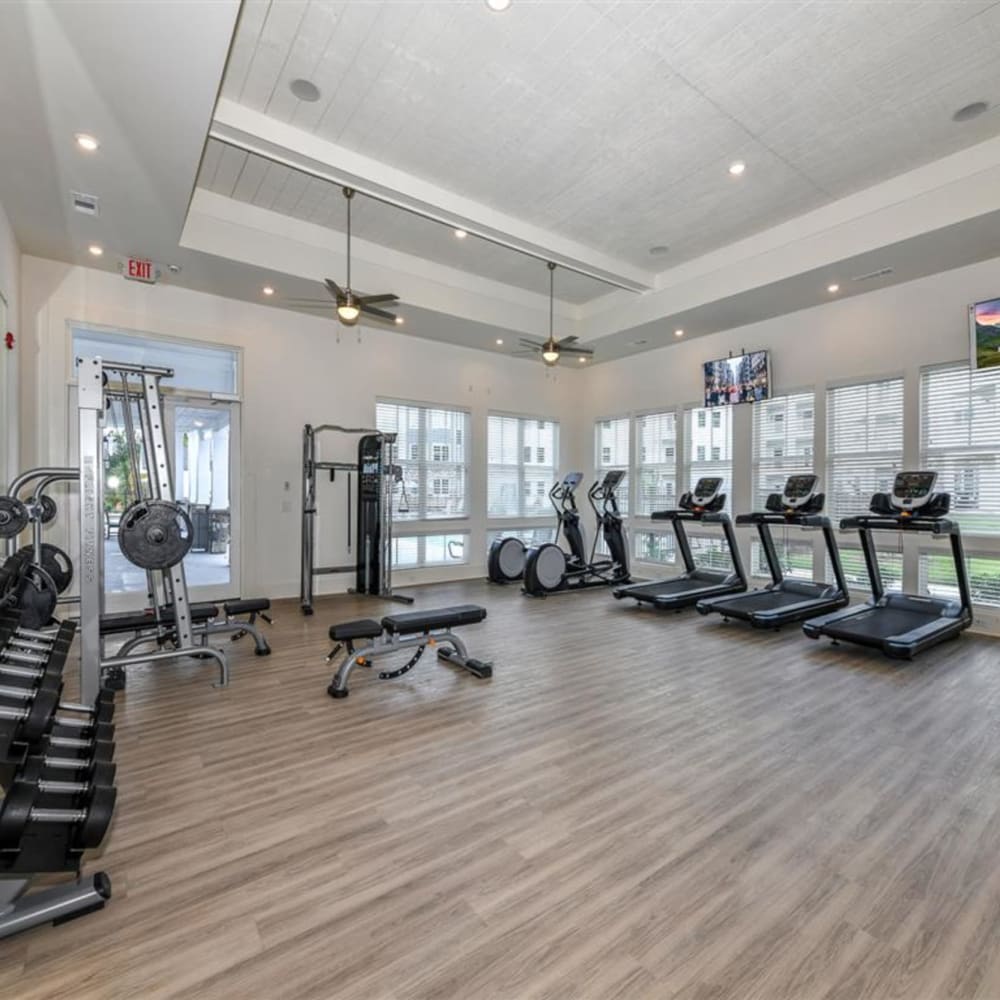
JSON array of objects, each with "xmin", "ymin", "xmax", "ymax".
[
  {"xmin": 77, "ymin": 357, "xmax": 227, "ymax": 703},
  {"xmin": 300, "ymin": 424, "xmax": 413, "ymax": 614}
]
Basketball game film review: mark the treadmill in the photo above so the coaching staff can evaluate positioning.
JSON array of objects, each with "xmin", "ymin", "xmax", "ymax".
[
  {"xmin": 697, "ymin": 474, "xmax": 849, "ymax": 628},
  {"xmin": 802, "ymin": 471, "xmax": 972, "ymax": 659},
  {"xmin": 613, "ymin": 476, "xmax": 747, "ymax": 610}
]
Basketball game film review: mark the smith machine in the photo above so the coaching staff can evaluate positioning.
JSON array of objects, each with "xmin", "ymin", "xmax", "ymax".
[{"xmin": 300, "ymin": 424, "xmax": 413, "ymax": 615}]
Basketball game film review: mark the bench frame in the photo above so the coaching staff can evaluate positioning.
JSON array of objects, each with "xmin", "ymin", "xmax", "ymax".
[{"xmin": 326, "ymin": 624, "xmax": 491, "ymax": 699}]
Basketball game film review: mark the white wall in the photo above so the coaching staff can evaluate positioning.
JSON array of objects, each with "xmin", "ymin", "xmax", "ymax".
[
  {"xmin": 0, "ymin": 200, "xmax": 19, "ymax": 486},
  {"xmin": 19, "ymin": 256, "xmax": 577, "ymax": 598},
  {"xmin": 578, "ymin": 254, "xmax": 1000, "ymax": 632}
]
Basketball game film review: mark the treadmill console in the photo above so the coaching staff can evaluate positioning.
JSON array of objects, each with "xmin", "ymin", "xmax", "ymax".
[
  {"xmin": 892, "ymin": 471, "xmax": 936, "ymax": 510},
  {"xmin": 689, "ymin": 477, "xmax": 723, "ymax": 507},
  {"xmin": 782, "ymin": 474, "xmax": 818, "ymax": 509}
]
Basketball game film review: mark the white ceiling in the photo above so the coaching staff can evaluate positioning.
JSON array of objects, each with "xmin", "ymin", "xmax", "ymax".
[
  {"xmin": 196, "ymin": 138, "xmax": 614, "ymax": 302},
  {"xmin": 221, "ymin": 0, "xmax": 1000, "ymax": 270}
]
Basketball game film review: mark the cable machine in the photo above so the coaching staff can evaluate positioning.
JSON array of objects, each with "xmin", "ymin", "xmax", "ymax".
[{"xmin": 300, "ymin": 424, "xmax": 413, "ymax": 615}]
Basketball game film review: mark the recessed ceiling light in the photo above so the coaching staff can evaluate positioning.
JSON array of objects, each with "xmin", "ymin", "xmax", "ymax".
[
  {"xmin": 290, "ymin": 78, "xmax": 321, "ymax": 103},
  {"xmin": 649, "ymin": 245, "xmax": 670, "ymax": 257},
  {"xmin": 262, "ymin": 285, "xmax": 274, "ymax": 296},
  {"xmin": 454, "ymin": 229, "xmax": 468, "ymax": 239},
  {"xmin": 395, "ymin": 316, "xmax": 405, "ymax": 325},
  {"xmin": 578, "ymin": 356, "xmax": 587, "ymax": 363},
  {"xmin": 827, "ymin": 283, "xmax": 840, "ymax": 294},
  {"xmin": 75, "ymin": 133, "xmax": 99, "ymax": 152},
  {"xmin": 728, "ymin": 161, "xmax": 746, "ymax": 176},
  {"xmin": 496, "ymin": 338, "xmax": 504, "ymax": 345},
  {"xmin": 87, "ymin": 244, "xmax": 103, "ymax": 257},
  {"xmin": 674, "ymin": 329, "xmax": 684, "ymax": 337},
  {"xmin": 485, "ymin": 0, "xmax": 511, "ymax": 10},
  {"xmin": 953, "ymin": 101, "xmax": 989, "ymax": 123}
]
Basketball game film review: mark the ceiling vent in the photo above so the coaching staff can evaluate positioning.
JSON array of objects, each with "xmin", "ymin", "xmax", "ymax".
[
  {"xmin": 71, "ymin": 191, "xmax": 100, "ymax": 216},
  {"xmin": 852, "ymin": 266, "xmax": 893, "ymax": 283}
]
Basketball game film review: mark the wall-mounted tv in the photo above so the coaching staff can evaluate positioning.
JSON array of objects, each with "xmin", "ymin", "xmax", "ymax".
[
  {"xmin": 703, "ymin": 350, "xmax": 771, "ymax": 407},
  {"xmin": 970, "ymin": 297, "xmax": 1000, "ymax": 371}
]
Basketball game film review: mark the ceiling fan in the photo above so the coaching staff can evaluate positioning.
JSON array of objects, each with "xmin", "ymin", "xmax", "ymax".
[
  {"xmin": 282, "ymin": 186, "xmax": 400, "ymax": 326},
  {"xmin": 515, "ymin": 262, "xmax": 593, "ymax": 366}
]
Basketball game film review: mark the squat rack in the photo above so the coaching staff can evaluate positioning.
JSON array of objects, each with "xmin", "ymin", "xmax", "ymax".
[
  {"xmin": 300, "ymin": 423, "xmax": 412, "ymax": 613},
  {"xmin": 77, "ymin": 357, "xmax": 227, "ymax": 702}
]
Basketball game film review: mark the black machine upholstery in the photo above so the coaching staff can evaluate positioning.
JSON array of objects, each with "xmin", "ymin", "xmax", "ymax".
[
  {"xmin": 100, "ymin": 603, "xmax": 219, "ymax": 636},
  {"xmin": 328, "ymin": 619, "xmax": 384, "ymax": 642},
  {"xmin": 381, "ymin": 604, "xmax": 487, "ymax": 635},
  {"xmin": 224, "ymin": 598, "xmax": 270, "ymax": 616}
]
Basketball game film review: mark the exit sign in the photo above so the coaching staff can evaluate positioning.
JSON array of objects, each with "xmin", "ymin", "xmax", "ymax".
[{"xmin": 122, "ymin": 258, "xmax": 158, "ymax": 284}]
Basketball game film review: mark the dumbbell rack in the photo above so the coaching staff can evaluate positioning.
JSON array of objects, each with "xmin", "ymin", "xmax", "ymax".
[
  {"xmin": 76, "ymin": 358, "xmax": 228, "ymax": 702},
  {"xmin": 0, "ymin": 609, "xmax": 116, "ymax": 939}
]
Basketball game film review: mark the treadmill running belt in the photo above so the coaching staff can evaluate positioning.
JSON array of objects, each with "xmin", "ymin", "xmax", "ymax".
[
  {"xmin": 623, "ymin": 579, "xmax": 712, "ymax": 599},
  {"xmin": 822, "ymin": 607, "xmax": 937, "ymax": 640},
  {"xmin": 713, "ymin": 590, "xmax": 811, "ymax": 612}
]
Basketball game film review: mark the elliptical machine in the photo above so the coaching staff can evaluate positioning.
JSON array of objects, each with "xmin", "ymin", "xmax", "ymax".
[
  {"xmin": 487, "ymin": 475, "xmax": 564, "ymax": 585},
  {"xmin": 522, "ymin": 470, "xmax": 630, "ymax": 596}
]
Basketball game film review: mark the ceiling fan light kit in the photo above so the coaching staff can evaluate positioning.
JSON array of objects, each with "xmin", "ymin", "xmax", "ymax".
[{"xmin": 515, "ymin": 261, "xmax": 595, "ymax": 367}]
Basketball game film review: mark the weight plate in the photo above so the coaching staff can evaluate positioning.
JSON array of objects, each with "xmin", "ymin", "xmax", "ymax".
[
  {"xmin": 37, "ymin": 495, "xmax": 57, "ymax": 524},
  {"xmin": 16, "ymin": 565, "xmax": 59, "ymax": 631},
  {"xmin": 78, "ymin": 785, "xmax": 117, "ymax": 849},
  {"xmin": 0, "ymin": 782, "xmax": 36, "ymax": 848},
  {"xmin": 0, "ymin": 496, "xmax": 29, "ymax": 539},
  {"xmin": 117, "ymin": 500, "xmax": 194, "ymax": 570},
  {"xmin": 16, "ymin": 543, "xmax": 74, "ymax": 595}
]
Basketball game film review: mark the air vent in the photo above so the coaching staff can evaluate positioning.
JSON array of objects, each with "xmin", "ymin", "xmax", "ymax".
[
  {"xmin": 71, "ymin": 191, "xmax": 100, "ymax": 216},
  {"xmin": 852, "ymin": 266, "xmax": 893, "ymax": 283}
]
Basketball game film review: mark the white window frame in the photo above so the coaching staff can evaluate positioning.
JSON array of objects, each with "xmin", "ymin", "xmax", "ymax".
[{"xmin": 487, "ymin": 411, "xmax": 560, "ymax": 521}]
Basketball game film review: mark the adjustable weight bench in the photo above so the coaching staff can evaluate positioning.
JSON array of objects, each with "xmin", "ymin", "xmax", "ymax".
[{"xmin": 326, "ymin": 604, "xmax": 493, "ymax": 699}]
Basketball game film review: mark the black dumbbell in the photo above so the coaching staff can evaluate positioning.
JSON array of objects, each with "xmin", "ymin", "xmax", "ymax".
[
  {"xmin": 0, "ymin": 780, "xmax": 116, "ymax": 850},
  {"xmin": 0, "ymin": 687, "xmax": 62, "ymax": 742},
  {"xmin": 36, "ymin": 733, "xmax": 115, "ymax": 763},
  {"xmin": 18, "ymin": 754, "xmax": 116, "ymax": 787}
]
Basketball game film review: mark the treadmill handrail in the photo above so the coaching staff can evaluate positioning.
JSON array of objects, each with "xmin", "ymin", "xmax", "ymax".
[
  {"xmin": 841, "ymin": 514, "xmax": 959, "ymax": 534},
  {"xmin": 735, "ymin": 512, "xmax": 832, "ymax": 528},
  {"xmin": 651, "ymin": 508, "xmax": 721, "ymax": 522}
]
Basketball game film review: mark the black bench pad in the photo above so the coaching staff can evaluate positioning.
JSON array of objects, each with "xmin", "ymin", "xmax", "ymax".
[
  {"xmin": 100, "ymin": 603, "xmax": 219, "ymax": 635},
  {"xmin": 329, "ymin": 619, "xmax": 384, "ymax": 642},
  {"xmin": 224, "ymin": 598, "xmax": 271, "ymax": 616},
  {"xmin": 381, "ymin": 604, "xmax": 487, "ymax": 636}
]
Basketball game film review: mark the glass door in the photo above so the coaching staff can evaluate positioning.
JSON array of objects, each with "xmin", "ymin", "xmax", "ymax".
[
  {"xmin": 164, "ymin": 396, "xmax": 241, "ymax": 600},
  {"xmin": 101, "ymin": 393, "xmax": 240, "ymax": 604}
]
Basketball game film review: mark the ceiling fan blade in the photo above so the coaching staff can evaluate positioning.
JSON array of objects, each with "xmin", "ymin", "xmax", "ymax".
[
  {"xmin": 512, "ymin": 350, "xmax": 539, "ymax": 357},
  {"xmin": 518, "ymin": 338, "xmax": 544, "ymax": 348},
  {"xmin": 324, "ymin": 278, "xmax": 345, "ymax": 300},
  {"xmin": 557, "ymin": 335, "xmax": 580, "ymax": 346},
  {"xmin": 556, "ymin": 346, "xmax": 594, "ymax": 356},
  {"xmin": 356, "ymin": 293, "xmax": 399, "ymax": 305},
  {"xmin": 360, "ymin": 304, "xmax": 399, "ymax": 321}
]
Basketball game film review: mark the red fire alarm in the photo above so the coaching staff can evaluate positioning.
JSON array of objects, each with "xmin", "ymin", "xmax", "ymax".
[{"xmin": 4, "ymin": 332, "xmax": 13, "ymax": 350}]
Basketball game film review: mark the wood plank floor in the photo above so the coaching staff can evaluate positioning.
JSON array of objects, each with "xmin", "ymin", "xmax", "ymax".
[{"xmin": 3, "ymin": 579, "xmax": 1000, "ymax": 999}]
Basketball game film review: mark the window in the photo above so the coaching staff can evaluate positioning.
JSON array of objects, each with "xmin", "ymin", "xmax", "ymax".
[
  {"xmin": 711, "ymin": 410, "xmax": 721, "ymax": 429},
  {"xmin": 393, "ymin": 532, "xmax": 469, "ymax": 569},
  {"xmin": 689, "ymin": 535, "xmax": 737, "ymax": 572},
  {"xmin": 377, "ymin": 400, "xmax": 469, "ymax": 520},
  {"xmin": 595, "ymin": 417, "xmax": 630, "ymax": 514},
  {"xmin": 828, "ymin": 548, "xmax": 902, "ymax": 592},
  {"xmin": 73, "ymin": 326, "xmax": 239, "ymax": 395},
  {"xmin": 684, "ymin": 405, "xmax": 732, "ymax": 512},
  {"xmin": 488, "ymin": 414, "xmax": 559, "ymax": 518},
  {"xmin": 826, "ymin": 378, "xmax": 903, "ymax": 524},
  {"xmin": 488, "ymin": 526, "xmax": 556, "ymax": 547},
  {"xmin": 921, "ymin": 364, "xmax": 1000, "ymax": 535},
  {"xmin": 635, "ymin": 410, "xmax": 677, "ymax": 515},
  {"xmin": 751, "ymin": 539, "xmax": 815, "ymax": 580},
  {"xmin": 633, "ymin": 529, "xmax": 676, "ymax": 565},
  {"xmin": 920, "ymin": 552, "xmax": 1000, "ymax": 607},
  {"xmin": 753, "ymin": 391, "xmax": 815, "ymax": 510}
]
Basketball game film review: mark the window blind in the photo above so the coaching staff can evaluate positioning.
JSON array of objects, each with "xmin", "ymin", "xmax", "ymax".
[
  {"xmin": 920, "ymin": 552, "xmax": 1000, "ymax": 607},
  {"xmin": 595, "ymin": 417, "xmax": 630, "ymax": 514},
  {"xmin": 684, "ymin": 405, "xmax": 732, "ymax": 512},
  {"xmin": 487, "ymin": 414, "xmax": 560, "ymax": 518},
  {"xmin": 635, "ymin": 410, "xmax": 677, "ymax": 515},
  {"xmin": 752, "ymin": 392, "xmax": 815, "ymax": 509},
  {"xmin": 376, "ymin": 400, "xmax": 469, "ymax": 521},
  {"xmin": 825, "ymin": 378, "xmax": 903, "ymax": 523},
  {"xmin": 920, "ymin": 363, "xmax": 1000, "ymax": 536}
]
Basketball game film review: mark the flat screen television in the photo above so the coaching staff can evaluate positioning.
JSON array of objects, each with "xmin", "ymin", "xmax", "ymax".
[
  {"xmin": 970, "ymin": 297, "xmax": 1000, "ymax": 371},
  {"xmin": 703, "ymin": 350, "xmax": 770, "ymax": 407}
]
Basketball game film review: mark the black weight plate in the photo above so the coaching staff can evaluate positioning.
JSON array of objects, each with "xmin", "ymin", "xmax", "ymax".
[
  {"xmin": 0, "ymin": 781, "xmax": 36, "ymax": 848},
  {"xmin": 16, "ymin": 566, "xmax": 59, "ymax": 631},
  {"xmin": 37, "ymin": 495, "xmax": 57, "ymax": 524},
  {"xmin": 0, "ymin": 496, "xmax": 29, "ymax": 539},
  {"xmin": 117, "ymin": 500, "xmax": 194, "ymax": 570},
  {"xmin": 22, "ymin": 685, "xmax": 60, "ymax": 741},
  {"xmin": 77, "ymin": 785, "xmax": 116, "ymax": 849},
  {"xmin": 16, "ymin": 544, "xmax": 73, "ymax": 595}
]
